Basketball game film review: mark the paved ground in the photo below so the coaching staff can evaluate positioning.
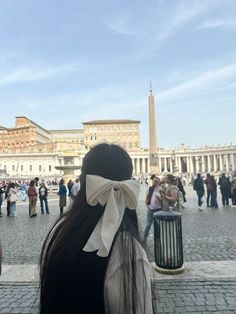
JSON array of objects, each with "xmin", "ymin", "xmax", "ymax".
[{"xmin": 0, "ymin": 185, "xmax": 236, "ymax": 313}]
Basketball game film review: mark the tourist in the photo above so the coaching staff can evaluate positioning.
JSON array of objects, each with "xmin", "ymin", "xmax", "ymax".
[
  {"xmin": 162, "ymin": 174, "xmax": 178, "ymax": 211},
  {"xmin": 19, "ymin": 181, "xmax": 28, "ymax": 201},
  {"xmin": 8, "ymin": 182, "xmax": 18, "ymax": 217},
  {"xmin": 39, "ymin": 143, "xmax": 153, "ymax": 314},
  {"xmin": 204, "ymin": 173, "xmax": 213, "ymax": 207},
  {"xmin": 143, "ymin": 176, "xmax": 162, "ymax": 242},
  {"xmin": 193, "ymin": 174, "xmax": 205, "ymax": 210},
  {"xmin": 218, "ymin": 173, "xmax": 231, "ymax": 207},
  {"xmin": 0, "ymin": 181, "xmax": 6, "ymax": 217},
  {"xmin": 5, "ymin": 182, "xmax": 11, "ymax": 217},
  {"xmin": 71, "ymin": 177, "xmax": 80, "ymax": 200},
  {"xmin": 177, "ymin": 177, "xmax": 186, "ymax": 203},
  {"xmin": 39, "ymin": 182, "xmax": 50, "ymax": 215},
  {"xmin": 231, "ymin": 173, "xmax": 236, "ymax": 207},
  {"xmin": 67, "ymin": 179, "xmax": 74, "ymax": 205},
  {"xmin": 28, "ymin": 180, "xmax": 38, "ymax": 217},
  {"xmin": 210, "ymin": 175, "xmax": 218, "ymax": 208},
  {"xmin": 57, "ymin": 179, "xmax": 67, "ymax": 215}
]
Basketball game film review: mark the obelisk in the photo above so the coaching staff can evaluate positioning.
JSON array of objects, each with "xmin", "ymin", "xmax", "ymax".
[{"xmin": 149, "ymin": 83, "xmax": 159, "ymax": 174}]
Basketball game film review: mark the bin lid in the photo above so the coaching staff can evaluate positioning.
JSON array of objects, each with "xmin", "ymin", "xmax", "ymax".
[{"xmin": 153, "ymin": 210, "xmax": 181, "ymax": 219}]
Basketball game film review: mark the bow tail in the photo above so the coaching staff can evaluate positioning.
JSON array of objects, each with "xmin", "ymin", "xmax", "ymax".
[{"xmin": 100, "ymin": 190, "xmax": 125, "ymax": 255}]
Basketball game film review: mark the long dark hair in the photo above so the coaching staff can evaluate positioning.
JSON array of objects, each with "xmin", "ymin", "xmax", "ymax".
[{"xmin": 40, "ymin": 143, "xmax": 150, "ymax": 313}]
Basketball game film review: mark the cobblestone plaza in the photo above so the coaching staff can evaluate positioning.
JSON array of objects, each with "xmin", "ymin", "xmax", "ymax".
[{"xmin": 0, "ymin": 185, "xmax": 236, "ymax": 313}]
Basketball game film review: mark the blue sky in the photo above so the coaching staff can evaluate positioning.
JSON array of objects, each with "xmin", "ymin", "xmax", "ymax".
[{"xmin": 0, "ymin": 0, "xmax": 236, "ymax": 149}]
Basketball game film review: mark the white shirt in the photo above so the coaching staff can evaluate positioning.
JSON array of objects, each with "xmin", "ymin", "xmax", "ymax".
[
  {"xmin": 146, "ymin": 186, "xmax": 161, "ymax": 210},
  {"xmin": 104, "ymin": 233, "xmax": 153, "ymax": 314},
  {"xmin": 71, "ymin": 182, "xmax": 80, "ymax": 197}
]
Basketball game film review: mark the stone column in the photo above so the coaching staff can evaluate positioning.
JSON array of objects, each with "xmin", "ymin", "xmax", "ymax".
[
  {"xmin": 231, "ymin": 154, "xmax": 235, "ymax": 170},
  {"xmin": 219, "ymin": 155, "xmax": 223, "ymax": 171},
  {"xmin": 213, "ymin": 155, "xmax": 217, "ymax": 172},
  {"xmin": 202, "ymin": 157, "xmax": 205, "ymax": 173},
  {"xmin": 226, "ymin": 154, "xmax": 229, "ymax": 171},
  {"xmin": 137, "ymin": 158, "xmax": 140, "ymax": 175},
  {"xmin": 179, "ymin": 157, "xmax": 182, "ymax": 173},
  {"xmin": 189, "ymin": 156, "xmax": 193, "ymax": 173},
  {"xmin": 164, "ymin": 157, "xmax": 167, "ymax": 172},
  {"xmin": 207, "ymin": 156, "xmax": 210, "ymax": 172},
  {"xmin": 170, "ymin": 160, "xmax": 173, "ymax": 173},
  {"xmin": 187, "ymin": 156, "xmax": 190, "ymax": 173}
]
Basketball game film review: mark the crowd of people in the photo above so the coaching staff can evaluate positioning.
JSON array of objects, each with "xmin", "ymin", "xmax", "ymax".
[
  {"xmin": 0, "ymin": 177, "xmax": 81, "ymax": 218},
  {"xmin": 193, "ymin": 172, "xmax": 236, "ymax": 210}
]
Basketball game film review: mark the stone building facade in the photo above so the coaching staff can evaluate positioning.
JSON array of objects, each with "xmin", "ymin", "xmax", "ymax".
[
  {"xmin": 0, "ymin": 115, "xmax": 235, "ymax": 179},
  {"xmin": 83, "ymin": 120, "xmax": 140, "ymax": 152}
]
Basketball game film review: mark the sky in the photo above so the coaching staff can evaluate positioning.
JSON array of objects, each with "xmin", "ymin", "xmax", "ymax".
[{"xmin": 0, "ymin": 0, "xmax": 236, "ymax": 149}]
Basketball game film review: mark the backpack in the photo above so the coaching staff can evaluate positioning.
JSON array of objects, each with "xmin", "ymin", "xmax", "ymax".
[
  {"xmin": 194, "ymin": 178, "xmax": 203, "ymax": 191},
  {"xmin": 221, "ymin": 178, "xmax": 229, "ymax": 190}
]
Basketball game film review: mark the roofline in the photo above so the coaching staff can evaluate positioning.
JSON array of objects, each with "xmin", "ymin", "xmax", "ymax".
[
  {"xmin": 83, "ymin": 119, "xmax": 140, "ymax": 125},
  {"xmin": 48, "ymin": 129, "xmax": 83, "ymax": 133},
  {"xmin": 15, "ymin": 116, "xmax": 49, "ymax": 134}
]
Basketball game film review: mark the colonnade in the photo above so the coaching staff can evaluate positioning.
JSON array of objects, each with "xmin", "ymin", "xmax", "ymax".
[{"xmin": 131, "ymin": 152, "xmax": 236, "ymax": 176}]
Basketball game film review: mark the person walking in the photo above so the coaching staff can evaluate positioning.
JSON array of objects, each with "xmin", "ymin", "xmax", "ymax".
[
  {"xmin": 231, "ymin": 173, "xmax": 236, "ymax": 207},
  {"xmin": 57, "ymin": 179, "xmax": 67, "ymax": 216},
  {"xmin": 19, "ymin": 181, "xmax": 28, "ymax": 201},
  {"xmin": 28, "ymin": 180, "xmax": 38, "ymax": 217},
  {"xmin": 5, "ymin": 182, "xmax": 11, "ymax": 217},
  {"xmin": 8, "ymin": 182, "xmax": 18, "ymax": 217},
  {"xmin": 204, "ymin": 173, "xmax": 213, "ymax": 207},
  {"xmin": 177, "ymin": 177, "xmax": 186, "ymax": 203},
  {"xmin": 0, "ymin": 182, "xmax": 6, "ymax": 217},
  {"xmin": 210, "ymin": 175, "xmax": 218, "ymax": 208},
  {"xmin": 218, "ymin": 173, "xmax": 231, "ymax": 207},
  {"xmin": 193, "ymin": 173, "xmax": 205, "ymax": 210},
  {"xmin": 39, "ymin": 182, "xmax": 50, "ymax": 214},
  {"xmin": 143, "ymin": 176, "xmax": 162, "ymax": 242},
  {"xmin": 39, "ymin": 143, "xmax": 153, "ymax": 314}
]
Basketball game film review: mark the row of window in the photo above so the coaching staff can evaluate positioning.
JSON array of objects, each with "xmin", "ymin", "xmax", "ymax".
[
  {"xmin": 5, "ymin": 165, "xmax": 52, "ymax": 172},
  {"xmin": 85, "ymin": 126, "xmax": 138, "ymax": 132}
]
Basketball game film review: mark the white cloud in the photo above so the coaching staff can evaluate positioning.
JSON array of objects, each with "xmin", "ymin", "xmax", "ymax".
[
  {"xmin": 0, "ymin": 63, "xmax": 81, "ymax": 87},
  {"xmin": 198, "ymin": 18, "xmax": 236, "ymax": 29},
  {"xmin": 159, "ymin": 62, "xmax": 236, "ymax": 102}
]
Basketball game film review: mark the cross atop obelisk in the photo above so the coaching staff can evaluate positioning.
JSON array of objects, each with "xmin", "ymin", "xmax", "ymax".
[{"xmin": 148, "ymin": 82, "xmax": 159, "ymax": 174}]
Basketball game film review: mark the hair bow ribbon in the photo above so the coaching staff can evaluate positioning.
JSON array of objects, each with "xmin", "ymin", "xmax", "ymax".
[{"xmin": 83, "ymin": 175, "xmax": 140, "ymax": 257}]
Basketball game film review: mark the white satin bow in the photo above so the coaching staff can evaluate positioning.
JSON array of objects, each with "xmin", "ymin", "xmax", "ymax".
[{"xmin": 83, "ymin": 174, "xmax": 140, "ymax": 257}]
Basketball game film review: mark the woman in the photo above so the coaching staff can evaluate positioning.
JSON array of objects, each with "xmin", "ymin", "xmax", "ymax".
[
  {"xmin": 27, "ymin": 180, "xmax": 38, "ymax": 217},
  {"xmin": 8, "ymin": 182, "xmax": 18, "ymax": 217},
  {"xmin": 40, "ymin": 143, "xmax": 153, "ymax": 314},
  {"xmin": 57, "ymin": 179, "xmax": 67, "ymax": 215},
  {"xmin": 67, "ymin": 179, "xmax": 74, "ymax": 206},
  {"xmin": 162, "ymin": 174, "xmax": 178, "ymax": 211},
  {"xmin": 39, "ymin": 182, "xmax": 50, "ymax": 214}
]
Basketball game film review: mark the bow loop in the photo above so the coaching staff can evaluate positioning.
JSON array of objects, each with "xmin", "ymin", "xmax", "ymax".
[{"xmin": 83, "ymin": 175, "xmax": 140, "ymax": 257}]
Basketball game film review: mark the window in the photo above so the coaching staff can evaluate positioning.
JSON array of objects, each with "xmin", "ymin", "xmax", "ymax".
[
  {"xmin": 30, "ymin": 165, "xmax": 32, "ymax": 171},
  {"xmin": 49, "ymin": 165, "xmax": 52, "ymax": 171},
  {"xmin": 21, "ymin": 165, "xmax": 23, "ymax": 171},
  {"xmin": 12, "ymin": 165, "xmax": 15, "ymax": 171},
  {"xmin": 39, "ymin": 165, "xmax": 42, "ymax": 171}
]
